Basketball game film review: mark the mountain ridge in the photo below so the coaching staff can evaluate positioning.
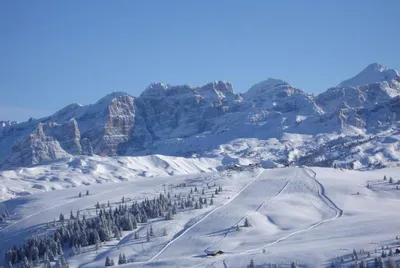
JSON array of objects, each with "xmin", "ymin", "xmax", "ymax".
[{"xmin": 1, "ymin": 63, "xmax": 400, "ymax": 170}]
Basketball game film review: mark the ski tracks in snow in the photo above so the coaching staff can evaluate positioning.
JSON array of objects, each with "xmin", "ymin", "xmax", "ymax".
[
  {"xmin": 236, "ymin": 167, "xmax": 343, "ymax": 256},
  {"xmin": 207, "ymin": 176, "xmax": 292, "ymax": 252},
  {"xmin": 136, "ymin": 169, "xmax": 265, "ymax": 266}
]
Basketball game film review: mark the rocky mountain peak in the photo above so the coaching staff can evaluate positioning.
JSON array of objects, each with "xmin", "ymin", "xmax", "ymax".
[
  {"xmin": 201, "ymin": 81, "xmax": 234, "ymax": 93},
  {"xmin": 96, "ymin": 91, "xmax": 129, "ymax": 104},
  {"xmin": 339, "ymin": 63, "xmax": 399, "ymax": 87},
  {"xmin": 140, "ymin": 83, "xmax": 170, "ymax": 98}
]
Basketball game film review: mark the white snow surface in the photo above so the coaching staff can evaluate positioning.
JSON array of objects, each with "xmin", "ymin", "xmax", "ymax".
[
  {"xmin": 0, "ymin": 155, "xmax": 220, "ymax": 201},
  {"xmin": 1, "ymin": 166, "xmax": 400, "ymax": 267}
]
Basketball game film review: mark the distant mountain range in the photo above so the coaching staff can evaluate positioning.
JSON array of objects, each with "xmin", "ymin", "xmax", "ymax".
[{"xmin": 1, "ymin": 63, "xmax": 400, "ymax": 170}]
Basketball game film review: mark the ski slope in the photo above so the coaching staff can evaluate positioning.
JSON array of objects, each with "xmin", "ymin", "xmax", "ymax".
[{"xmin": 1, "ymin": 166, "xmax": 400, "ymax": 267}]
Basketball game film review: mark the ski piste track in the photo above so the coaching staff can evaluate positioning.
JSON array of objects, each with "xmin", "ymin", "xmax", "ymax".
[
  {"xmin": 129, "ymin": 169, "xmax": 265, "ymax": 267},
  {"xmin": 144, "ymin": 167, "xmax": 343, "ymax": 268},
  {"xmin": 233, "ymin": 167, "xmax": 343, "ymax": 255},
  {"xmin": 218, "ymin": 167, "xmax": 343, "ymax": 268}
]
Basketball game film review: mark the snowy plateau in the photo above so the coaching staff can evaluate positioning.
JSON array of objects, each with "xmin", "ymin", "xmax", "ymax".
[{"xmin": 1, "ymin": 63, "xmax": 400, "ymax": 267}]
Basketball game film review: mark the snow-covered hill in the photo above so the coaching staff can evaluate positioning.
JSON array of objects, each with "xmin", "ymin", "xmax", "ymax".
[
  {"xmin": 2, "ymin": 166, "xmax": 400, "ymax": 267},
  {"xmin": 0, "ymin": 155, "xmax": 221, "ymax": 201}
]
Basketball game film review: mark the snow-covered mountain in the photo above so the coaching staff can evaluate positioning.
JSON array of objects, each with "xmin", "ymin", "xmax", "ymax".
[
  {"xmin": 1, "ymin": 63, "xmax": 400, "ymax": 170},
  {"xmin": 339, "ymin": 63, "xmax": 400, "ymax": 87}
]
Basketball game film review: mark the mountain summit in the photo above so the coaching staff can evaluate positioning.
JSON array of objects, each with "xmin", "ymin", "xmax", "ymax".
[{"xmin": 339, "ymin": 63, "xmax": 400, "ymax": 87}]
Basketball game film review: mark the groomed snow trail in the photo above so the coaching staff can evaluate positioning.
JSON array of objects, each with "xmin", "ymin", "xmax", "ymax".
[
  {"xmin": 133, "ymin": 169, "xmax": 265, "ymax": 266},
  {"xmin": 205, "ymin": 178, "xmax": 292, "ymax": 252},
  {"xmin": 234, "ymin": 167, "xmax": 343, "ymax": 257},
  {"xmin": 188, "ymin": 168, "xmax": 343, "ymax": 267}
]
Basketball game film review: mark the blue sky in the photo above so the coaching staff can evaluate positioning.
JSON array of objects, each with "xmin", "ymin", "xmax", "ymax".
[{"xmin": 1, "ymin": 0, "xmax": 399, "ymax": 121}]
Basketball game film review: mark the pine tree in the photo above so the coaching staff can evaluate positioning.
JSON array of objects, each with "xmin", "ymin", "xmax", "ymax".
[
  {"xmin": 86, "ymin": 190, "xmax": 89, "ymax": 196},
  {"xmin": 247, "ymin": 259, "xmax": 255, "ymax": 268},
  {"xmin": 22, "ymin": 256, "xmax": 32, "ymax": 268},
  {"xmin": 70, "ymin": 210, "xmax": 75, "ymax": 220},
  {"xmin": 375, "ymin": 258, "xmax": 385, "ymax": 268},
  {"xmin": 146, "ymin": 229, "xmax": 151, "ymax": 242},
  {"xmin": 215, "ymin": 189, "xmax": 218, "ymax": 195},
  {"xmin": 163, "ymin": 228, "xmax": 168, "ymax": 236},
  {"xmin": 244, "ymin": 217, "xmax": 251, "ymax": 227},
  {"xmin": 59, "ymin": 213, "xmax": 65, "ymax": 223},
  {"xmin": 236, "ymin": 225, "xmax": 240, "ymax": 231},
  {"xmin": 150, "ymin": 225, "xmax": 154, "ymax": 236},
  {"xmin": 384, "ymin": 175, "xmax": 387, "ymax": 180},
  {"xmin": 210, "ymin": 198, "xmax": 214, "ymax": 205},
  {"xmin": 353, "ymin": 249, "xmax": 358, "ymax": 260},
  {"xmin": 118, "ymin": 254, "xmax": 124, "ymax": 265},
  {"xmin": 202, "ymin": 189, "xmax": 205, "ymax": 195},
  {"xmin": 381, "ymin": 250, "xmax": 387, "ymax": 258},
  {"xmin": 134, "ymin": 232, "xmax": 139, "ymax": 239},
  {"xmin": 388, "ymin": 248, "xmax": 393, "ymax": 256},
  {"xmin": 389, "ymin": 177, "xmax": 393, "ymax": 183},
  {"xmin": 79, "ymin": 192, "xmax": 82, "ymax": 198},
  {"xmin": 194, "ymin": 186, "xmax": 198, "ymax": 192},
  {"xmin": 291, "ymin": 262, "xmax": 299, "ymax": 268}
]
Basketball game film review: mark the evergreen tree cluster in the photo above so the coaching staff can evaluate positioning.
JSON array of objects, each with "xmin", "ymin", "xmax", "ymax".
[
  {"xmin": 4, "ymin": 235, "xmax": 68, "ymax": 268},
  {"xmin": 4, "ymin": 193, "xmax": 175, "ymax": 267},
  {"xmin": 4, "ymin": 182, "xmax": 222, "ymax": 267}
]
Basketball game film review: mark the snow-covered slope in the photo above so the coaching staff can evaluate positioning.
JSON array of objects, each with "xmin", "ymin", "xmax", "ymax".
[
  {"xmin": 2, "ymin": 166, "xmax": 400, "ymax": 268},
  {"xmin": 0, "ymin": 155, "xmax": 221, "ymax": 201}
]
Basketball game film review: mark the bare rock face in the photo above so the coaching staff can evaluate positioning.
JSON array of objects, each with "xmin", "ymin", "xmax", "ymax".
[
  {"xmin": 1, "ymin": 123, "xmax": 70, "ymax": 169},
  {"xmin": 137, "ymin": 81, "xmax": 239, "ymax": 139},
  {"xmin": 46, "ymin": 119, "xmax": 82, "ymax": 155},
  {"xmin": 83, "ymin": 94, "xmax": 138, "ymax": 156}
]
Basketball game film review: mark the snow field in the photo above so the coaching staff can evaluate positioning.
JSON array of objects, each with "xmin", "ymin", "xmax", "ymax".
[{"xmin": 1, "ymin": 166, "xmax": 400, "ymax": 267}]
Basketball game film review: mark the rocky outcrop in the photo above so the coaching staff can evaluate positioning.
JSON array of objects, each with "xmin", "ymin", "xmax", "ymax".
[{"xmin": 1, "ymin": 123, "xmax": 70, "ymax": 169}]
